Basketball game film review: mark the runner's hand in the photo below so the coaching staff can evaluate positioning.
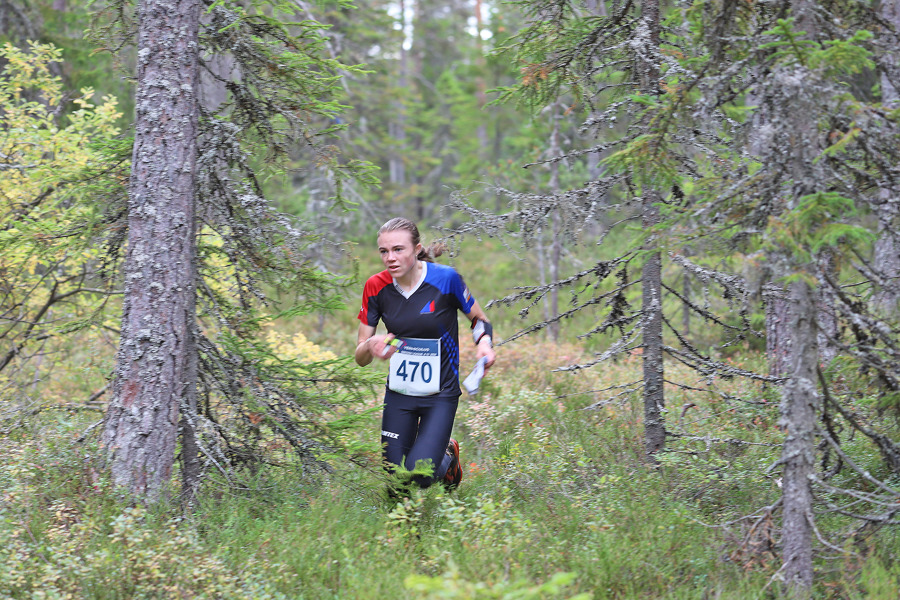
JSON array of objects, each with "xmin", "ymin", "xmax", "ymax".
[
  {"xmin": 369, "ymin": 333, "xmax": 396, "ymax": 360},
  {"xmin": 476, "ymin": 337, "xmax": 496, "ymax": 370}
]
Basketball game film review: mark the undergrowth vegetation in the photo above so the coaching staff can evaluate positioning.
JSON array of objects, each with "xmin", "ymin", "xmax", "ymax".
[{"xmin": 2, "ymin": 336, "xmax": 900, "ymax": 599}]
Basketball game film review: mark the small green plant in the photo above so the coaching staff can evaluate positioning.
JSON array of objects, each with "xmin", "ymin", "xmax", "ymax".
[{"xmin": 405, "ymin": 566, "xmax": 592, "ymax": 600}]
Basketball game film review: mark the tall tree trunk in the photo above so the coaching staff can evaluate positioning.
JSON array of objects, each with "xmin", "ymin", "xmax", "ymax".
[
  {"xmin": 536, "ymin": 227, "xmax": 551, "ymax": 332},
  {"xmin": 102, "ymin": 0, "xmax": 201, "ymax": 502},
  {"xmin": 586, "ymin": 0, "xmax": 608, "ymax": 17},
  {"xmin": 178, "ymin": 9, "xmax": 237, "ymax": 502},
  {"xmin": 638, "ymin": 0, "xmax": 665, "ymax": 458},
  {"xmin": 777, "ymin": 2, "xmax": 821, "ymax": 592},
  {"xmin": 681, "ymin": 247, "xmax": 692, "ymax": 339},
  {"xmin": 748, "ymin": 56, "xmax": 793, "ymax": 378},
  {"xmin": 681, "ymin": 270, "xmax": 691, "ymax": 339},
  {"xmin": 880, "ymin": 0, "xmax": 900, "ymax": 106},
  {"xmin": 745, "ymin": 16, "xmax": 795, "ymax": 380},
  {"xmin": 642, "ymin": 194, "xmax": 665, "ymax": 457},
  {"xmin": 549, "ymin": 209, "xmax": 561, "ymax": 342},
  {"xmin": 548, "ymin": 105, "xmax": 562, "ymax": 342},
  {"xmin": 780, "ymin": 276, "xmax": 819, "ymax": 596},
  {"xmin": 179, "ymin": 346, "xmax": 200, "ymax": 501},
  {"xmin": 873, "ymin": 0, "xmax": 900, "ymax": 315},
  {"xmin": 766, "ymin": 293, "xmax": 792, "ymax": 378},
  {"xmin": 474, "ymin": 0, "xmax": 488, "ymax": 150},
  {"xmin": 816, "ymin": 251, "xmax": 839, "ymax": 366},
  {"xmin": 388, "ymin": 0, "xmax": 408, "ymax": 188}
]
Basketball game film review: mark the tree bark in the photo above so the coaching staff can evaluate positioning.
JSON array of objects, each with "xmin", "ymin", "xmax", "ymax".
[
  {"xmin": 777, "ymin": 2, "xmax": 821, "ymax": 592},
  {"xmin": 102, "ymin": 0, "xmax": 201, "ymax": 502},
  {"xmin": 474, "ymin": 0, "xmax": 488, "ymax": 151},
  {"xmin": 549, "ymin": 208, "xmax": 561, "ymax": 342},
  {"xmin": 745, "ymin": 17, "xmax": 794, "ymax": 380},
  {"xmin": 388, "ymin": 0, "xmax": 409, "ymax": 189},
  {"xmin": 681, "ymin": 249, "xmax": 691, "ymax": 339},
  {"xmin": 816, "ymin": 251, "xmax": 838, "ymax": 367},
  {"xmin": 780, "ymin": 276, "xmax": 819, "ymax": 596},
  {"xmin": 548, "ymin": 105, "xmax": 562, "ymax": 342},
  {"xmin": 873, "ymin": 0, "xmax": 900, "ymax": 315},
  {"xmin": 642, "ymin": 193, "xmax": 665, "ymax": 457},
  {"xmin": 179, "ymin": 346, "xmax": 201, "ymax": 502},
  {"xmin": 766, "ymin": 292, "xmax": 792, "ymax": 378},
  {"xmin": 638, "ymin": 0, "xmax": 665, "ymax": 459},
  {"xmin": 536, "ymin": 226, "xmax": 550, "ymax": 329}
]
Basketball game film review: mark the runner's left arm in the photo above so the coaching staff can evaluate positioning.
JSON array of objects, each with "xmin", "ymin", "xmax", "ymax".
[{"xmin": 465, "ymin": 300, "xmax": 496, "ymax": 369}]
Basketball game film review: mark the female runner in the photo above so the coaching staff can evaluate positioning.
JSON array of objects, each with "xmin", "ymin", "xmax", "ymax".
[{"xmin": 355, "ymin": 217, "xmax": 496, "ymax": 489}]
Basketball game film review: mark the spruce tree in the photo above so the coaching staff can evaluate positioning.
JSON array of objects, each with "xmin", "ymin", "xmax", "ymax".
[
  {"xmin": 664, "ymin": 1, "xmax": 900, "ymax": 593},
  {"xmin": 96, "ymin": 0, "xmax": 380, "ymax": 501}
]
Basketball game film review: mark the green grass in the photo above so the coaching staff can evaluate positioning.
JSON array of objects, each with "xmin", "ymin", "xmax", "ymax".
[{"xmin": 4, "ymin": 340, "xmax": 900, "ymax": 599}]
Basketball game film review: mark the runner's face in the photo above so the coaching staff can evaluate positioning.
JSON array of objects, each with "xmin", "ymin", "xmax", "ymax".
[{"xmin": 378, "ymin": 230, "xmax": 422, "ymax": 281}]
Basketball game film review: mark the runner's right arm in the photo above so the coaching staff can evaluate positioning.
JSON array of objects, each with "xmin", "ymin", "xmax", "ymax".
[{"xmin": 355, "ymin": 323, "xmax": 395, "ymax": 366}]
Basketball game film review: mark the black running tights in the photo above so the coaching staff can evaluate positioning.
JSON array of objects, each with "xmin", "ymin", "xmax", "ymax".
[{"xmin": 380, "ymin": 389, "xmax": 458, "ymax": 487}]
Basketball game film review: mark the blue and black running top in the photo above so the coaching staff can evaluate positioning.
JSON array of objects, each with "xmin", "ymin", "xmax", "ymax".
[{"xmin": 358, "ymin": 262, "xmax": 475, "ymax": 397}]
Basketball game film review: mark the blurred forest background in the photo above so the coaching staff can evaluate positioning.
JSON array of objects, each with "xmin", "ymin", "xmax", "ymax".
[{"xmin": 3, "ymin": 0, "xmax": 900, "ymax": 598}]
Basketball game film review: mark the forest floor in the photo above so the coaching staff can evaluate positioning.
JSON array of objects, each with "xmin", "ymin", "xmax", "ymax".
[{"xmin": 2, "ymin": 338, "xmax": 899, "ymax": 599}]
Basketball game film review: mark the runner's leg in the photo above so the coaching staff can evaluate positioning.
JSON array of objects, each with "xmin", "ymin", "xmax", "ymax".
[
  {"xmin": 381, "ymin": 390, "xmax": 419, "ymax": 474},
  {"xmin": 405, "ymin": 395, "xmax": 458, "ymax": 487}
]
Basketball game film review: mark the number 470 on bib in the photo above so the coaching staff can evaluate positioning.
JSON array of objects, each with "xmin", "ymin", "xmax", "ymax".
[{"xmin": 395, "ymin": 359, "xmax": 433, "ymax": 383}]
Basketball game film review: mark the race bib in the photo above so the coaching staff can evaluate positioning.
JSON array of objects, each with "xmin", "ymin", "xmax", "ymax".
[{"xmin": 388, "ymin": 338, "xmax": 441, "ymax": 396}]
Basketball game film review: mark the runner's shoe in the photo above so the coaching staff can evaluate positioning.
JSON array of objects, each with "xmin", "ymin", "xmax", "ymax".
[{"xmin": 443, "ymin": 438, "xmax": 463, "ymax": 488}]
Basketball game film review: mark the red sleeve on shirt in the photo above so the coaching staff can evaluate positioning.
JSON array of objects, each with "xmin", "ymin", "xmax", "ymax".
[{"xmin": 357, "ymin": 270, "xmax": 393, "ymax": 325}]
